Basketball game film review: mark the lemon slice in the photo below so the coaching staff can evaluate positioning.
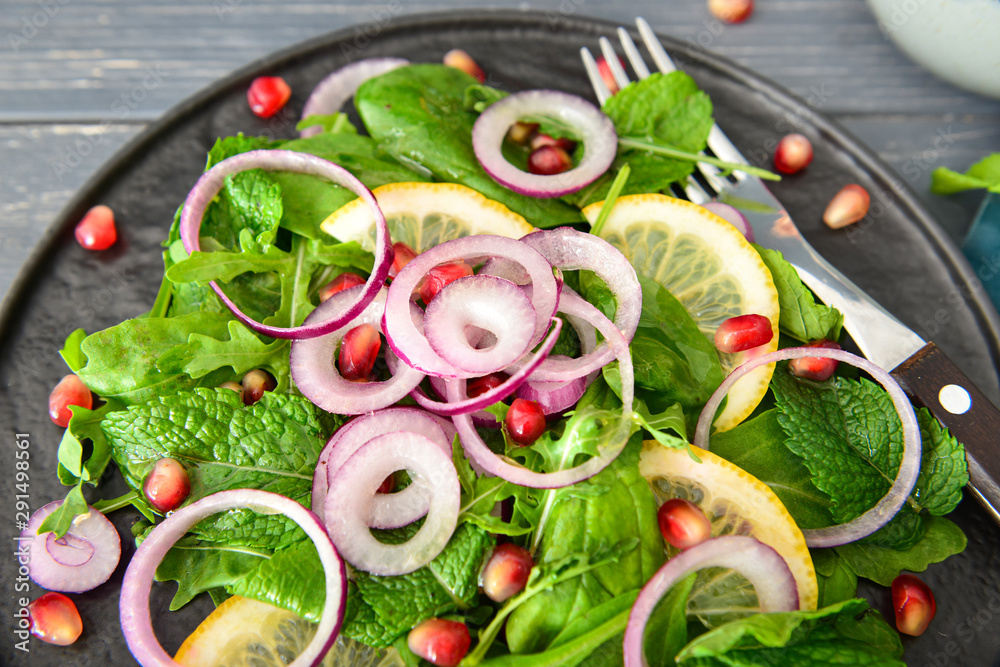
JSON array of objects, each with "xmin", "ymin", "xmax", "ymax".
[
  {"xmin": 174, "ymin": 595, "xmax": 403, "ymax": 667},
  {"xmin": 639, "ymin": 440, "xmax": 817, "ymax": 627},
  {"xmin": 321, "ymin": 182, "xmax": 535, "ymax": 253},
  {"xmin": 582, "ymin": 194, "xmax": 779, "ymax": 431}
]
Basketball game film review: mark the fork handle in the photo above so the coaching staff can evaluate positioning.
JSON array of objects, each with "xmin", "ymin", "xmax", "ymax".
[{"xmin": 891, "ymin": 342, "xmax": 1000, "ymax": 523}]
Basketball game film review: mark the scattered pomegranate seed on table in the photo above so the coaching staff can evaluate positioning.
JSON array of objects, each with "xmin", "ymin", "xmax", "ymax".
[
  {"xmin": 443, "ymin": 48, "xmax": 485, "ymax": 83},
  {"xmin": 241, "ymin": 368, "xmax": 276, "ymax": 405},
  {"xmin": 28, "ymin": 592, "xmax": 83, "ymax": 646},
  {"xmin": 892, "ymin": 574, "xmax": 936, "ymax": 636},
  {"xmin": 708, "ymin": 0, "xmax": 755, "ymax": 24},
  {"xmin": 657, "ymin": 498, "xmax": 713, "ymax": 550},
  {"xmin": 528, "ymin": 145, "xmax": 572, "ymax": 176},
  {"xmin": 789, "ymin": 340, "xmax": 841, "ymax": 381},
  {"xmin": 408, "ymin": 618, "xmax": 471, "ymax": 667},
  {"xmin": 505, "ymin": 398, "xmax": 546, "ymax": 446},
  {"xmin": 74, "ymin": 204, "xmax": 117, "ymax": 251},
  {"xmin": 389, "ymin": 241, "xmax": 418, "ymax": 278},
  {"xmin": 319, "ymin": 272, "xmax": 366, "ymax": 302},
  {"xmin": 48, "ymin": 374, "xmax": 93, "ymax": 427},
  {"xmin": 773, "ymin": 134, "xmax": 814, "ymax": 174},
  {"xmin": 143, "ymin": 458, "xmax": 192, "ymax": 513},
  {"xmin": 823, "ymin": 184, "xmax": 870, "ymax": 229},
  {"xmin": 596, "ymin": 55, "xmax": 623, "ymax": 95},
  {"xmin": 714, "ymin": 314, "xmax": 774, "ymax": 354},
  {"xmin": 418, "ymin": 260, "xmax": 474, "ymax": 304},
  {"xmin": 481, "ymin": 543, "xmax": 534, "ymax": 602},
  {"xmin": 247, "ymin": 76, "xmax": 291, "ymax": 118},
  {"xmin": 339, "ymin": 323, "xmax": 381, "ymax": 382}
]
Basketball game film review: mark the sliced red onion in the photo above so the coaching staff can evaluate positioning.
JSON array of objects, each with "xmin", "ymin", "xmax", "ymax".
[
  {"xmin": 300, "ymin": 58, "xmax": 408, "ymax": 138},
  {"xmin": 472, "ymin": 89, "xmax": 617, "ymax": 197},
  {"xmin": 450, "ymin": 299, "xmax": 633, "ymax": 489},
  {"xmin": 424, "ymin": 275, "xmax": 535, "ymax": 375},
  {"xmin": 427, "ymin": 375, "xmax": 499, "ymax": 428},
  {"xmin": 383, "ymin": 235, "xmax": 559, "ymax": 377},
  {"xmin": 290, "ymin": 286, "xmax": 424, "ymax": 415},
  {"xmin": 21, "ymin": 500, "xmax": 120, "ymax": 593},
  {"xmin": 516, "ymin": 362, "xmax": 588, "ymax": 415},
  {"xmin": 702, "ymin": 202, "xmax": 754, "ymax": 242},
  {"xmin": 623, "ymin": 536, "xmax": 799, "ymax": 667},
  {"xmin": 179, "ymin": 150, "xmax": 391, "ymax": 340},
  {"xmin": 121, "ymin": 489, "xmax": 346, "ymax": 667},
  {"xmin": 478, "ymin": 257, "xmax": 530, "ymax": 285},
  {"xmin": 694, "ymin": 348, "xmax": 921, "ymax": 548},
  {"xmin": 324, "ymin": 432, "xmax": 460, "ymax": 576}
]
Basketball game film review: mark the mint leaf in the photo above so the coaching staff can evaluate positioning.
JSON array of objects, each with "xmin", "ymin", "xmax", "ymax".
[
  {"xmin": 755, "ymin": 245, "xmax": 844, "ymax": 343},
  {"xmin": 931, "ymin": 153, "xmax": 1000, "ymax": 195},
  {"xmin": 228, "ymin": 539, "xmax": 326, "ymax": 621},
  {"xmin": 206, "ymin": 134, "xmax": 275, "ymax": 169},
  {"xmin": 913, "ymin": 408, "xmax": 968, "ymax": 516},
  {"xmin": 225, "ymin": 168, "xmax": 283, "ymax": 251}
]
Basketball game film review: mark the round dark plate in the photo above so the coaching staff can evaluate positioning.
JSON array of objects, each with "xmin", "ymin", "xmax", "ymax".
[{"xmin": 2, "ymin": 9, "xmax": 999, "ymax": 666}]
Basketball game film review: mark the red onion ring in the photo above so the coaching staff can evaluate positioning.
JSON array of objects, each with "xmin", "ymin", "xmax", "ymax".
[
  {"xmin": 121, "ymin": 489, "xmax": 346, "ymax": 667},
  {"xmin": 324, "ymin": 432, "xmax": 460, "ymax": 576},
  {"xmin": 694, "ymin": 348, "xmax": 921, "ymax": 548},
  {"xmin": 623, "ymin": 536, "xmax": 799, "ymax": 667},
  {"xmin": 21, "ymin": 500, "xmax": 120, "ymax": 593},
  {"xmin": 300, "ymin": 58, "xmax": 408, "ymax": 138},
  {"xmin": 290, "ymin": 286, "xmax": 424, "ymax": 415},
  {"xmin": 515, "ymin": 363, "xmax": 588, "ymax": 415},
  {"xmin": 471, "ymin": 89, "xmax": 617, "ymax": 197},
  {"xmin": 702, "ymin": 202, "xmax": 754, "ymax": 242},
  {"xmin": 382, "ymin": 235, "xmax": 559, "ymax": 377},
  {"xmin": 179, "ymin": 150, "xmax": 391, "ymax": 340},
  {"xmin": 427, "ymin": 374, "xmax": 501, "ymax": 428}
]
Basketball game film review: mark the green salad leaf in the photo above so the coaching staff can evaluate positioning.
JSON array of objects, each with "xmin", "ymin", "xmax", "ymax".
[
  {"xmin": 755, "ymin": 245, "xmax": 844, "ymax": 343},
  {"xmin": 931, "ymin": 153, "xmax": 1000, "ymax": 195}
]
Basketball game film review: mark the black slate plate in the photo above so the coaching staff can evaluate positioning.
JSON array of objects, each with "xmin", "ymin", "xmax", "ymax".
[{"xmin": 3, "ymin": 9, "xmax": 1000, "ymax": 666}]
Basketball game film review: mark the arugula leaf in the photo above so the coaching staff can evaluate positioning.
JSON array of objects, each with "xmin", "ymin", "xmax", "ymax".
[
  {"xmin": 931, "ymin": 153, "xmax": 1000, "ymax": 195},
  {"xmin": 453, "ymin": 437, "xmax": 533, "ymax": 536},
  {"xmin": 754, "ymin": 245, "xmax": 844, "ymax": 343},
  {"xmin": 36, "ymin": 483, "xmax": 88, "ymax": 538}
]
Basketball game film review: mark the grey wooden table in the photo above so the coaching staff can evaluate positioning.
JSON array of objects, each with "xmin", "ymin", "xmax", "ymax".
[{"xmin": 2, "ymin": 0, "xmax": 1000, "ymax": 306}]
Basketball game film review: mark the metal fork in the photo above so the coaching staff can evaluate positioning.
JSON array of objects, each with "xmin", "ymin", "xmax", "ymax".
[{"xmin": 580, "ymin": 18, "xmax": 1000, "ymax": 523}]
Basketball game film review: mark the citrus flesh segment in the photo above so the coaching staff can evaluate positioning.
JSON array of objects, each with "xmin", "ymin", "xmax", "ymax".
[
  {"xmin": 174, "ymin": 595, "xmax": 403, "ymax": 667},
  {"xmin": 582, "ymin": 194, "xmax": 779, "ymax": 431},
  {"xmin": 320, "ymin": 182, "xmax": 534, "ymax": 253},
  {"xmin": 639, "ymin": 440, "xmax": 817, "ymax": 627}
]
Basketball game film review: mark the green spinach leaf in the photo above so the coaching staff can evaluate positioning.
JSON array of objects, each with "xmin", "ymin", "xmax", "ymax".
[{"xmin": 754, "ymin": 245, "xmax": 844, "ymax": 343}]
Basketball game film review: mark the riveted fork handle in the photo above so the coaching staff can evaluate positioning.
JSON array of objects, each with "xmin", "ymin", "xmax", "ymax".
[{"xmin": 891, "ymin": 342, "xmax": 1000, "ymax": 524}]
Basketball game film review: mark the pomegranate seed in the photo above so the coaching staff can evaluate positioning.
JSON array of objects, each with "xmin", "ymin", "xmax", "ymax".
[
  {"xmin": 528, "ymin": 145, "xmax": 573, "ymax": 176},
  {"xmin": 714, "ymin": 314, "xmax": 773, "ymax": 354},
  {"xmin": 468, "ymin": 373, "xmax": 508, "ymax": 398},
  {"xmin": 773, "ymin": 134, "xmax": 814, "ymax": 175},
  {"xmin": 596, "ymin": 55, "xmax": 624, "ymax": 95},
  {"xmin": 48, "ymin": 374, "xmax": 93, "ymax": 427},
  {"xmin": 219, "ymin": 380, "xmax": 242, "ymax": 393},
  {"xmin": 892, "ymin": 574, "xmax": 936, "ymax": 636},
  {"xmin": 480, "ymin": 543, "xmax": 534, "ymax": 602},
  {"xmin": 823, "ymin": 184, "xmax": 870, "ymax": 229},
  {"xmin": 241, "ymin": 369, "xmax": 276, "ymax": 405},
  {"xmin": 507, "ymin": 121, "xmax": 539, "ymax": 145},
  {"xmin": 407, "ymin": 618, "xmax": 471, "ymax": 667},
  {"xmin": 418, "ymin": 261, "xmax": 474, "ymax": 304},
  {"xmin": 377, "ymin": 473, "xmax": 396, "ymax": 495},
  {"xmin": 529, "ymin": 133, "xmax": 577, "ymax": 153},
  {"xmin": 28, "ymin": 592, "xmax": 83, "ymax": 646},
  {"xmin": 390, "ymin": 241, "xmax": 418, "ymax": 278},
  {"xmin": 339, "ymin": 323, "xmax": 381, "ymax": 382},
  {"xmin": 657, "ymin": 498, "xmax": 712, "ymax": 550},
  {"xmin": 789, "ymin": 340, "xmax": 841, "ymax": 382},
  {"xmin": 443, "ymin": 48, "xmax": 485, "ymax": 83},
  {"xmin": 74, "ymin": 204, "xmax": 117, "ymax": 251},
  {"xmin": 505, "ymin": 398, "xmax": 546, "ymax": 446},
  {"xmin": 320, "ymin": 272, "xmax": 366, "ymax": 302},
  {"xmin": 143, "ymin": 458, "xmax": 191, "ymax": 513},
  {"xmin": 708, "ymin": 0, "xmax": 754, "ymax": 24},
  {"xmin": 247, "ymin": 76, "xmax": 291, "ymax": 119}
]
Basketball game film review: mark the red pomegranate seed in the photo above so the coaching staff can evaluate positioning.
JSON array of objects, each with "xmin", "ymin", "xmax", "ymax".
[
  {"xmin": 74, "ymin": 204, "xmax": 117, "ymax": 251},
  {"xmin": 529, "ymin": 133, "xmax": 577, "ymax": 153},
  {"xmin": 418, "ymin": 260, "xmax": 474, "ymax": 304},
  {"xmin": 714, "ymin": 314, "xmax": 773, "ymax": 354},
  {"xmin": 528, "ymin": 145, "xmax": 572, "ymax": 176},
  {"xmin": 219, "ymin": 380, "xmax": 242, "ymax": 393},
  {"xmin": 892, "ymin": 574, "xmax": 936, "ymax": 636},
  {"xmin": 247, "ymin": 76, "xmax": 291, "ymax": 119},
  {"xmin": 143, "ymin": 458, "xmax": 191, "ymax": 514},
  {"xmin": 773, "ymin": 134, "xmax": 814, "ymax": 175},
  {"xmin": 596, "ymin": 55, "xmax": 624, "ymax": 95},
  {"xmin": 339, "ymin": 323, "xmax": 381, "ymax": 382},
  {"xmin": 657, "ymin": 498, "xmax": 712, "ymax": 550},
  {"xmin": 377, "ymin": 473, "xmax": 396, "ymax": 495},
  {"xmin": 408, "ymin": 618, "xmax": 471, "ymax": 667},
  {"xmin": 507, "ymin": 121, "xmax": 539, "ymax": 145},
  {"xmin": 505, "ymin": 398, "xmax": 546, "ymax": 446},
  {"xmin": 789, "ymin": 340, "xmax": 841, "ymax": 382},
  {"xmin": 443, "ymin": 48, "xmax": 485, "ymax": 83},
  {"xmin": 48, "ymin": 374, "xmax": 93, "ymax": 427},
  {"xmin": 468, "ymin": 373, "xmax": 508, "ymax": 398},
  {"xmin": 28, "ymin": 592, "xmax": 83, "ymax": 646},
  {"xmin": 389, "ymin": 241, "xmax": 418, "ymax": 279},
  {"xmin": 241, "ymin": 369, "xmax": 276, "ymax": 405},
  {"xmin": 823, "ymin": 184, "xmax": 870, "ymax": 229},
  {"xmin": 319, "ymin": 272, "xmax": 366, "ymax": 302},
  {"xmin": 708, "ymin": 0, "xmax": 754, "ymax": 24},
  {"xmin": 480, "ymin": 543, "xmax": 534, "ymax": 602}
]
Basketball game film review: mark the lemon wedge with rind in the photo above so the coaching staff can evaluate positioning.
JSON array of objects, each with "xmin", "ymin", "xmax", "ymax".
[
  {"xmin": 582, "ymin": 194, "xmax": 779, "ymax": 431},
  {"xmin": 174, "ymin": 595, "xmax": 403, "ymax": 667},
  {"xmin": 639, "ymin": 440, "xmax": 818, "ymax": 620},
  {"xmin": 320, "ymin": 182, "xmax": 534, "ymax": 253}
]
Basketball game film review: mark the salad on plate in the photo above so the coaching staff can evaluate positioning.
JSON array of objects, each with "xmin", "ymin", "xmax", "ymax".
[{"xmin": 20, "ymin": 49, "xmax": 971, "ymax": 667}]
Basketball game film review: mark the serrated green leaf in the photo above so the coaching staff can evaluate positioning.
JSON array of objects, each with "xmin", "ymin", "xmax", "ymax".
[
  {"xmin": 754, "ymin": 245, "xmax": 844, "ymax": 343},
  {"xmin": 227, "ymin": 538, "xmax": 325, "ymax": 621},
  {"xmin": 155, "ymin": 534, "xmax": 270, "ymax": 611},
  {"xmin": 913, "ymin": 408, "xmax": 968, "ymax": 515}
]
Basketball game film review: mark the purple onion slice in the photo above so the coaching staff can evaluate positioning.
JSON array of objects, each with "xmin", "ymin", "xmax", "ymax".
[{"xmin": 21, "ymin": 500, "xmax": 120, "ymax": 593}]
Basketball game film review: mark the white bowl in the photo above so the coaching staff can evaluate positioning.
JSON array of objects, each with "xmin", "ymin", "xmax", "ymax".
[{"xmin": 867, "ymin": 0, "xmax": 1000, "ymax": 99}]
